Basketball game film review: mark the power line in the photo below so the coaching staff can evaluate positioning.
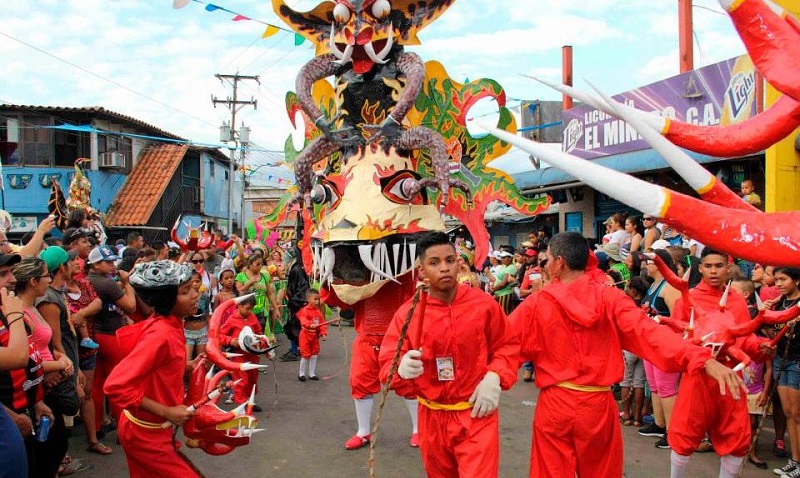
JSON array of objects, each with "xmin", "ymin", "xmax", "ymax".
[{"xmin": 0, "ymin": 30, "xmax": 219, "ymax": 130}]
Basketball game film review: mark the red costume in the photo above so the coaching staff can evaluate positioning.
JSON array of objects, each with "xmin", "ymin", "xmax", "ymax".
[
  {"xmin": 104, "ymin": 315, "xmax": 200, "ymax": 478},
  {"xmin": 297, "ymin": 304, "xmax": 327, "ymax": 359},
  {"xmin": 379, "ymin": 286, "xmax": 519, "ymax": 478},
  {"xmin": 324, "ymin": 276, "xmax": 416, "ymax": 399},
  {"xmin": 219, "ymin": 312, "xmax": 263, "ymax": 404},
  {"xmin": 667, "ymin": 280, "xmax": 768, "ymax": 457},
  {"xmin": 509, "ymin": 274, "xmax": 711, "ymax": 478}
]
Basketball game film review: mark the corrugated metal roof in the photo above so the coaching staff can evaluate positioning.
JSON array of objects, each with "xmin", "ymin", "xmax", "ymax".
[{"xmin": 0, "ymin": 105, "xmax": 185, "ymax": 141}]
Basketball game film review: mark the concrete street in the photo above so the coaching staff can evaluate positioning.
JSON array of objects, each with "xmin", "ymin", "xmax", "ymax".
[{"xmin": 66, "ymin": 323, "xmax": 777, "ymax": 477}]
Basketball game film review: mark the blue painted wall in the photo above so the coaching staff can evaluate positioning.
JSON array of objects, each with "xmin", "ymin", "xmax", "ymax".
[
  {"xmin": 1, "ymin": 166, "xmax": 126, "ymax": 215},
  {"xmin": 201, "ymin": 153, "xmax": 241, "ymax": 221}
]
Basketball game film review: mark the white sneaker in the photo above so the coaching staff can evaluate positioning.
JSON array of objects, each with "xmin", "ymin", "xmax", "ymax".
[
  {"xmin": 775, "ymin": 459, "xmax": 798, "ymax": 476},
  {"xmin": 782, "ymin": 468, "xmax": 800, "ymax": 478}
]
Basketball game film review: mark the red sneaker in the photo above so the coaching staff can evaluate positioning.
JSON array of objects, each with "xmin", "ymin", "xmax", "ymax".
[
  {"xmin": 409, "ymin": 433, "xmax": 420, "ymax": 448},
  {"xmin": 344, "ymin": 434, "xmax": 370, "ymax": 450}
]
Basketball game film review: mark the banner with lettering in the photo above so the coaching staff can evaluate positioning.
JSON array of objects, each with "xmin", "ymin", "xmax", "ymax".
[{"xmin": 562, "ymin": 55, "xmax": 756, "ymax": 158}]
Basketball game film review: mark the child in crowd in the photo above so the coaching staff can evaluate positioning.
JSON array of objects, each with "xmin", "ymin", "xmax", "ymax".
[
  {"xmin": 219, "ymin": 295, "xmax": 263, "ymax": 410},
  {"xmin": 214, "ymin": 268, "xmax": 238, "ymax": 309},
  {"xmin": 103, "ymin": 261, "xmax": 202, "ymax": 478},
  {"xmin": 741, "ymin": 179, "xmax": 762, "ymax": 207},
  {"xmin": 297, "ymin": 289, "xmax": 327, "ymax": 381},
  {"xmin": 730, "ymin": 278, "xmax": 769, "ymax": 469}
]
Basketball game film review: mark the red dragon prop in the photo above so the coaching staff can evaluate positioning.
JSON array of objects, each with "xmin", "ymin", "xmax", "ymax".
[
  {"xmin": 181, "ymin": 295, "xmax": 270, "ymax": 455},
  {"xmin": 648, "ymin": 252, "xmax": 800, "ymax": 372},
  {"xmin": 171, "ymin": 215, "xmax": 215, "ymax": 252},
  {"xmin": 479, "ymin": 0, "xmax": 800, "ymax": 267}
]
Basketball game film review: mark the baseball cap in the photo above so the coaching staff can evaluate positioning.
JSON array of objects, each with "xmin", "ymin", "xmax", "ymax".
[
  {"xmin": 0, "ymin": 253, "xmax": 21, "ymax": 268},
  {"xmin": 39, "ymin": 246, "xmax": 70, "ymax": 272},
  {"xmin": 498, "ymin": 251, "xmax": 514, "ymax": 258},
  {"xmin": 63, "ymin": 227, "xmax": 93, "ymax": 245},
  {"xmin": 521, "ymin": 241, "xmax": 533, "ymax": 248},
  {"xmin": 603, "ymin": 217, "xmax": 614, "ymax": 225},
  {"xmin": 650, "ymin": 239, "xmax": 670, "ymax": 250},
  {"xmin": 524, "ymin": 248, "xmax": 537, "ymax": 257},
  {"xmin": 87, "ymin": 245, "xmax": 120, "ymax": 264}
]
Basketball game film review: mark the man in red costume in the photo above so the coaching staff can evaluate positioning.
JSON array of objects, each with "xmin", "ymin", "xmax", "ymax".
[
  {"xmin": 104, "ymin": 261, "xmax": 201, "ymax": 478},
  {"xmin": 668, "ymin": 248, "xmax": 773, "ymax": 478},
  {"xmin": 379, "ymin": 232, "xmax": 519, "ymax": 478},
  {"xmin": 509, "ymin": 232, "xmax": 747, "ymax": 478},
  {"xmin": 322, "ymin": 273, "xmax": 419, "ymax": 449}
]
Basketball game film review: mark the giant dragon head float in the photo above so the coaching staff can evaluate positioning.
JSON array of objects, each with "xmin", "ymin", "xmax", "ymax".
[
  {"xmin": 480, "ymin": 0, "xmax": 800, "ymax": 268},
  {"xmin": 253, "ymin": 0, "xmax": 549, "ymax": 303}
]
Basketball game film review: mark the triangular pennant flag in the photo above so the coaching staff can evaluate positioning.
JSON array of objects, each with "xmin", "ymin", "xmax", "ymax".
[
  {"xmin": 205, "ymin": 3, "xmax": 222, "ymax": 12},
  {"xmin": 262, "ymin": 25, "xmax": 280, "ymax": 38},
  {"xmin": 294, "ymin": 33, "xmax": 305, "ymax": 46},
  {"xmin": 173, "ymin": 0, "xmax": 190, "ymax": 8},
  {"xmin": 232, "ymin": 14, "xmax": 251, "ymax": 21}
]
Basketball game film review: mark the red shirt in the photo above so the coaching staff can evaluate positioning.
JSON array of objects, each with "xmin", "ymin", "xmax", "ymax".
[
  {"xmin": 104, "ymin": 315, "xmax": 187, "ymax": 423},
  {"xmin": 510, "ymin": 274, "xmax": 711, "ymax": 390},
  {"xmin": 0, "ymin": 317, "xmax": 44, "ymax": 413},
  {"xmin": 297, "ymin": 305, "xmax": 327, "ymax": 336},
  {"xmin": 380, "ymin": 286, "xmax": 520, "ymax": 403},
  {"xmin": 671, "ymin": 280, "xmax": 768, "ymax": 367},
  {"xmin": 219, "ymin": 312, "xmax": 262, "ymax": 347}
]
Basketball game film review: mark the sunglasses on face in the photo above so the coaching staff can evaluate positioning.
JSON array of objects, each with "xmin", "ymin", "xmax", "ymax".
[
  {"xmin": 643, "ymin": 217, "xmax": 654, "ymax": 221},
  {"xmin": 191, "ymin": 259, "xmax": 204, "ymax": 264}
]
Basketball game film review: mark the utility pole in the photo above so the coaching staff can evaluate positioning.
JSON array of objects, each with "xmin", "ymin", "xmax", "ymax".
[{"xmin": 212, "ymin": 73, "xmax": 259, "ymax": 237}]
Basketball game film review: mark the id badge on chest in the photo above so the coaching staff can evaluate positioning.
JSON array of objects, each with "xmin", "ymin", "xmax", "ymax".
[{"xmin": 436, "ymin": 357, "xmax": 455, "ymax": 381}]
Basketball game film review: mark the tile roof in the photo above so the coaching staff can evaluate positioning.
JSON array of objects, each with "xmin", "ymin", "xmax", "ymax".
[{"xmin": 105, "ymin": 143, "xmax": 189, "ymax": 226}]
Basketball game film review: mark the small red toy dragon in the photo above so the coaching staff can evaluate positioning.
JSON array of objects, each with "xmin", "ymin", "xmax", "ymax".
[{"xmin": 170, "ymin": 215, "xmax": 214, "ymax": 252}]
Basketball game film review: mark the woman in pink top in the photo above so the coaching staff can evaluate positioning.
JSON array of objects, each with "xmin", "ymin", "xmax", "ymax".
[{"xmin": 13, "ymin": 257, "xmax": 72, "ymax": 476}]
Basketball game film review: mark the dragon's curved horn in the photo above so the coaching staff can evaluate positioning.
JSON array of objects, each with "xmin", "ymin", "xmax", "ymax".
[
  {"xmin": 530, "ymin": 75, "xmax": 800, "ymax": 159},
  {"xmin": 207, "ymin": 295, "xmax": 269, "ymax": 371},
  {"xmin": 477, "ymin": 122, "xmax": 800, "ymax": 267},
  {"xmin": 720, "ymin": 0, "xmax": 800, "ymax": 103},
  {"xmin": 586, "ymin": 80, "xmax": 756, "ymax": 211}
]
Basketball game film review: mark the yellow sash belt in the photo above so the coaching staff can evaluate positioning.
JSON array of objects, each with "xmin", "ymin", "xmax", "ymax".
[
  {"xmin": 418, "ymin": 397, "xmax": 473, "ymax": 411},
  {"xmin": 123, "ymin": 409, "xmax": 164, "ymax": 429},
  {"xmin": 555, "ymin": 381, "xmax": 609, "ymax": 393}
]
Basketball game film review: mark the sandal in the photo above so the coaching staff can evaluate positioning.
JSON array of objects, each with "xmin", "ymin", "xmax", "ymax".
[
  {"xmin": 59, "ymin": 459, "xmax": 92, "ymax": 476},
  {"xmin": 86, "ymin": 441, "xmax": 112, "ymax": 455},
  {"xmin": 633, "ymin": 420, "xmax": 642, "ymax": 428},
  {"xmin": 622, "ymin": 419, "xmax": 633, "ymax": 426}
]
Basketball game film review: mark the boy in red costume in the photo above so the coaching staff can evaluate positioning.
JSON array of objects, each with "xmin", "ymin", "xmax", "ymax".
[
  {"xmin": 296, "ymin": 289, "xmax": 327, "ymax": 381},
  {"xmin": 379, "ymin": 232, "xmax": 520, "ymax": 478},
  {"xmin": 667, "ymin": 249, "xmax": 774, "ymax": 478},
  {"xmin": 219, "ymin": 295, "xmax": 262, "ymax": 406},
  {"xmin": 104, "ymin": 261, "xmax": 201, "ymax": 478},
  {"xmin": 509, "ymin": 232, "xmax": 748, "ymax": 478}
]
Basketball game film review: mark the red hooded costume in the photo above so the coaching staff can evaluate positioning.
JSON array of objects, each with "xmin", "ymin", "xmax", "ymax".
[
  {"xmin": 219, "ymin": 312, "xmax": 263, "ymax": 403},
  {"xmin": 379, "ymin": 286, "xmax": 519, "ymax": 478},
  {"xmin": 509, "ymin": 274, "xmax": 711, "ymax": 478}
]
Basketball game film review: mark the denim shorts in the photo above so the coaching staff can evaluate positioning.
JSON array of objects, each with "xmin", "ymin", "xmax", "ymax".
[
  {"xmin": 184, "ymin": 326, "xmax": 208, "ymax": 346},
  {"xmin": 79, "ymin": 352, "xmax": 97, "ymax": 371},
  {"xmin": 773, "ymin": 356, "xmax": 800, "ymax": 390}
]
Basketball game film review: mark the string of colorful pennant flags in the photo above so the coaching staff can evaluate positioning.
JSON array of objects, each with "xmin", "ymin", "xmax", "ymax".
[{"xmin": 172, "ymin": 0, "xmax": 307, "ymax": 45}]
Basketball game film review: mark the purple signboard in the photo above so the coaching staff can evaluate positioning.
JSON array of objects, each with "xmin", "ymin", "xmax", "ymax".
[{"xmin": 562, "ymin": 55, "xmax": 757, "ymax": 158}]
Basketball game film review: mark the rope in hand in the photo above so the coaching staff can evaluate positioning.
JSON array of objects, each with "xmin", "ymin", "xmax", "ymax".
[
  {"xmin": 368, "ymin": 282, "xmax": 428, "ymax": 478},
  {"xmin": 736, "ymin": 320, "xmax": 796, "ymax": 478}
]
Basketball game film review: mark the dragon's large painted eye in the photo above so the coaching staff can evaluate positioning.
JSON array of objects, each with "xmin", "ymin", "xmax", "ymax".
[
  {"xmin": 372, "ymin": 0, "xmax": 391, "ymax": 18},
  {"xmin": 333, "ymin": 3, "xmax": 351, "ymax": 23}
]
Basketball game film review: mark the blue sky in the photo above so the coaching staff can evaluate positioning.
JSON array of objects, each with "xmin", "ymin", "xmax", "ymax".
[{"xmin": 0, "ymin": 0, "xmax": 746, "ymax": 183}]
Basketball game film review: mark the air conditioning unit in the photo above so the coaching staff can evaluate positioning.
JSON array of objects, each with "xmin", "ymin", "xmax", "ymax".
[{"xmin": 99, "ymin": 151, "xmax": 126, "ymax": 168}]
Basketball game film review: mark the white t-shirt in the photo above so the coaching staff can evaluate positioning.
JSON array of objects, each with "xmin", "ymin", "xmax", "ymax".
[{"xmin": 608, "ymin": 230, "xmax": 631, "ymax": 246}]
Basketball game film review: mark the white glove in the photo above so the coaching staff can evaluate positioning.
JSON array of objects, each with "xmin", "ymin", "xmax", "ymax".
[
  {"xmin": 469, "ymin": 371, "xmax": 501, "ymax": 418},
  {"xmin": 398, "ymin": 349, "xmax": 424, "ymax": 380}
]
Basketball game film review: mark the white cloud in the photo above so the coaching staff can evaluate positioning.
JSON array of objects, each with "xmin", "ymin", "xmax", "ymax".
[{"xmin": 0, "ymin": 0, "xmax": 746, "ymax": 156}]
